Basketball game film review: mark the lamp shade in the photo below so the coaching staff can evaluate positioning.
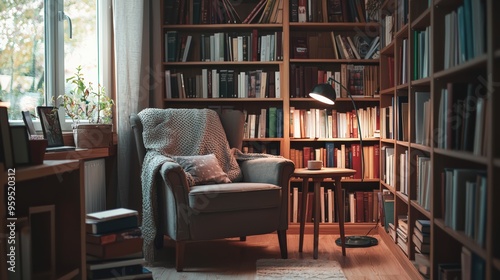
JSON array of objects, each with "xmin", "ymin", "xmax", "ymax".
[{"xmin": 308, "ymin": 83, "xmax": 337, "ymax": 105}]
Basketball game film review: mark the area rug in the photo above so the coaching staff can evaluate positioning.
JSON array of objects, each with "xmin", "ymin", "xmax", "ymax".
[{"xmin": 256, "ymin": 259, "xmax": 347, "ymax": 279}]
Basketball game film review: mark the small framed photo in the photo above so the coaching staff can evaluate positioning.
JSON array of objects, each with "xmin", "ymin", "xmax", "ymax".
[{"xmin": 37, "ymin": 106, "xmax": 64, "ymax": 147}]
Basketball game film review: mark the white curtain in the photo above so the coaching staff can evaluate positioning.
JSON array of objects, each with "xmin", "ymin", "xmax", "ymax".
[{"xmin": 113, "ymin": 0, "xmax": 162, "ymax": 210}]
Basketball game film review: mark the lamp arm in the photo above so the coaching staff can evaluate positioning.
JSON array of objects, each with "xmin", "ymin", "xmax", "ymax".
[{"xmin": 327, "ymin": 77, "xmax": 365, "ymax": 181}]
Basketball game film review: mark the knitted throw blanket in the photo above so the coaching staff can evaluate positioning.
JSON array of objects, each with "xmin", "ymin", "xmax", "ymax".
[{"xmin": 139, "ymin": 108, "xmax": 242, "ymax": 263}]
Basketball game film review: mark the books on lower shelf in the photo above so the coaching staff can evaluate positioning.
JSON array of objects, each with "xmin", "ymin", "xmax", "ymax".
[
  {"xmin": 86, "ymin": 208, "xmax": 145, "ymax": 279},
  {"xmin": 289, "ymin": 187, "xmax": 380, "ymax": 224}
]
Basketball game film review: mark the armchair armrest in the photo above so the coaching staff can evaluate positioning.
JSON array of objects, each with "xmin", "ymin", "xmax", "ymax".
[
  {"xmin": 239, "ymin": 157, "xmax": 295, "ymax": 185},
  {"xmin": 156, "ymin": 161, "xmax": 192, "ymax": 240}
]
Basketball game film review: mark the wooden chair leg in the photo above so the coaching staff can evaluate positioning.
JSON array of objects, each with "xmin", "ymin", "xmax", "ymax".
[
  {"xmin": 175, "ymin": 241, "xmax": 185, "ymax": 272},
  {"xmin": 240, "ymin": 236, "xmax": 246, "ymax": 241},
  {"xmin": 277, "ymin": 230, "xmax": 288, "ymax": 259}
]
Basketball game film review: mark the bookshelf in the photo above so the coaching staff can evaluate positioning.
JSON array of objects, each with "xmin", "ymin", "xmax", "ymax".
[
  {"xmin": 0, "ymin": 160, "xmax": 85, "ymax": 280},
  {"xmin": 379, "ymin": 0, "xmax": 500, "ymax": 279},
  {"xmin": 159, "ymin": 0, "xmax": 381, "ymax": 233}
]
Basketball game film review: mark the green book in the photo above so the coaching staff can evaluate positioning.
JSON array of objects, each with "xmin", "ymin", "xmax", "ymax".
[{"xmin": 268, "ymin": 107, "xmax": 277, "ymax": 138}]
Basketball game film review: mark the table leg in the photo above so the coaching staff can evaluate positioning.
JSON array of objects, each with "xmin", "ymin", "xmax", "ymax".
[
  {"xmin": 335, "ymin": 178, "xmax": 346, "ymax": 256},
  {"xmin": 298, "ymin": 178, "xmax": 309, "ymax": 253},
  {"xmin": 313, "ymin": 180, "xmax": 321, "ymax": 259}
]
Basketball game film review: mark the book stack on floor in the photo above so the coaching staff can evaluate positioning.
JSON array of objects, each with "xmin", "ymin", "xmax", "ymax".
[
  {"xmin": 413, "ymin": 219, "xmax": 431, "ymax": 279},
  {"xmin": 396, "ymin": 215, "xmax": 409, "ymax": 256},
  {"xmin": 86, "ymin": 208, "xmax": 151, "ymax": 279}
]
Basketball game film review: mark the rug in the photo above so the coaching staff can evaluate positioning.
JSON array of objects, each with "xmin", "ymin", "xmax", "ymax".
[{"xmin": 256, "ymin": 259, "xmax": 347, "ymax": 279}]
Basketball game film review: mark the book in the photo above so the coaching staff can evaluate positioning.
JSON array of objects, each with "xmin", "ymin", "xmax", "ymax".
[
  {"xmin": 413, "ymin": 227, "xmax": 430, "ymax": 244},
  {"xmin": 412, "ymin": 233, "xmax": 430, "ymax": 254},
  {"xmin": 86, "ymin": 215, "xmax": 139, "ymax": 234},
  {"xmin": 87, "ymin": 208, "xmax": 138, "ymax": 222},
  {"xmin": 86, "ymin": 237, "xmax": 143, "ymax": 259},
  {"xmin": 415, "ymin": 219, "xmax": 430, "ymax": 234},
  {"xmin": 87, "ymin": 227, "xmax": 142, "ymax": 245},
  {"xmin": 87, "ymin": 258, "xmax": 146, "ymax": 279}
]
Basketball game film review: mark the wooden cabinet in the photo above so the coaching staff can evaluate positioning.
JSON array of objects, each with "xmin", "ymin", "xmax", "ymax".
[
  {"xmin": 159, "ymin": 0, "xmax": 381, "ymax": 233},
  {"xmin": 1, "ymin": 160, "xmax": 85, "ymax": 279},
  {"xmin": 379, "ymin": 0, "xmax": 500, "ymax": 278}
]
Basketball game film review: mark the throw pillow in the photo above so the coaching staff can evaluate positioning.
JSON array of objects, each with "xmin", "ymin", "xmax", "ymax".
[{"xmin": 171, "ymin": 154, "xmax": 231, "ymax": 185}]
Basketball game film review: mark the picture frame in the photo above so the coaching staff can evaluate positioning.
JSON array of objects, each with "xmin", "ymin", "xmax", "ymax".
[
  {"xmin": 10, "ymin": 125, "xmax": 31, "ymax": 166},
  {"xmin": 37, "ymin": 106, "xmax": 64, "ymax": 147},
  {"xmin": 0, "ymin": 106, "xmax": 14, "ymax": 169},
  {"xmin": 22, "ymin": 110, "xmax": 37, "ymax": 137}
]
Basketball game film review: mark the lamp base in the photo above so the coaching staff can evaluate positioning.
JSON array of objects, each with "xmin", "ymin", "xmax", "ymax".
[{"xmin": 335, "ymin": 236, "xmax": 378, "ymax": 248}]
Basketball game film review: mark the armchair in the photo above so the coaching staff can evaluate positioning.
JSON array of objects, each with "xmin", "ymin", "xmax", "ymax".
[{"xmin": 130, "ymin": 108, "xmax": 294, "ymax": 271}]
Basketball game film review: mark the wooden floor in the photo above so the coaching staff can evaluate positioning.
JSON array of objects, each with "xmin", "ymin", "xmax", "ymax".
[{"xmin": 147, "ymin": 233, "xmax": 414, "ymax": 279}]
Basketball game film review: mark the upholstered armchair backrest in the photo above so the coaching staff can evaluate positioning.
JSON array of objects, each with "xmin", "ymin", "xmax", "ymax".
[{"xmin": 130, "ymin": 109, "xmax": 245, "ymax": 166}]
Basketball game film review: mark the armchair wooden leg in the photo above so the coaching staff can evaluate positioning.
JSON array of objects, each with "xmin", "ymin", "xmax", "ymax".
[
  {"xmin": 240, "ymin": 236, "xmax": 246, "ymax": 241},
  {"xmin": 277, "ymin": 230, "xmax": 288, "ymax": 259},
  {"xmin": 175, "ymin": 241, "xmax": 185, "ymax": 272}
]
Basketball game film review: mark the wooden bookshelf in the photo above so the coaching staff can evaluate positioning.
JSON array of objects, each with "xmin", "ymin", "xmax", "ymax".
[
  {"xmin": 379, "ymin": 0, "xmax": 500, "ymax": 279},
  {"xmin": 159, "ymin": 0, "xmax": 381, "ymax": 232},
  {"xmin": 0, "ymin": 160, "xmax": 85, "ymax": 279}
]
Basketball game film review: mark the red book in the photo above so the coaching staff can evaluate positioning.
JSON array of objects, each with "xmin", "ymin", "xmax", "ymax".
[
  {"xmin": 351, "ymin": 144, "xmax": 361, "ymax": 179},
  {"xmin": 303, "ymin": 146, "xmax": 312, "ymax": 167},
  {"xmin": 252, "ymin": 29, "xmax": 259, "ymax": 61}
]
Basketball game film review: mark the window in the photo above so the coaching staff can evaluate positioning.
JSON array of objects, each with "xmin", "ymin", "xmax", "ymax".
[{"xmin": 0, "ymin": 0, "xmax": 111, "ymax": 127}]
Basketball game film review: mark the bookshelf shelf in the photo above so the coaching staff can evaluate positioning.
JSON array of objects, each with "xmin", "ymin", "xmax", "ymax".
[
  {"xmin": 396, "ymin": 83, "xmax": 409, "ymax": 90},
  {"xmin": 409, "ymin": 143, "xmax": 431, "ymax": 152},
  {"xmin": 381, "ymin": 181, "xmax": 396, "ymax": 193},
  {"xmin": 379, "ymin": 87, "xmax": 396, "ymax": 95},
  {"xmin": 410, "ymin": 8, "xmax": 431, "ymax": 30},
  {"xmin": 410, "ymin": 77, "xmax": 431, "ymax": 86},
  {"xmin": 380, "ymin": 138, "xmax": 396, "ymax": 144},
  {"xmin": 164, "ymin": 97, "xmax": 284, "ymax": 102},
  {"xmin": 434, "ymin": 148, "xmax": 488, "ymax": 165},
  {"xmin": 395, "ymin": 24, "xmax": 409, "ymax": 39},
  {"xmin": 289, "ymin": 177, "xmax": 380, "ymax": 184},
  {"xmin": 380, "ymin": 40, "xmax": 395, "ymax": 55},
  {"xmin": 244, "ymin": 137, "xmax": 282, "ymax": 142},
  {"xmin": 289, "ymin": 59, "xmax": 379, "ymax": 64},
  {"xmin": 290, "ymin": 97, "xmax": 380, "ymax": 102},
  {"xmin": 433, "ymin": 54, "xmax": 488, "ymax": 80},
  {"xmin": 409, "ymin": 200, "xmax": 431, "ymax": 219},
  {"xmin": 163, "ymin": 23, "xmax": 283, "ymax": 30},
  {"xmin": 290, "ymin": 137, "xmax": 380, "ymax": 142},
  {"xmin": 163, "ymin": 61, "xmax": 282, "ymax": 66},
  {"xmin": 396, "ymin": 191, "xmax": 408, "ymax": 202},
  {"xmin": 434, "ymin": 219, "xmax": 487, "ymax": 260},
  {"xmin": 396, "ymin": 140, "xmax": 409, "ymax": 147},
  {"xmin": 288, "ymin": 22, "xmax": 380, "ymax": 30}
]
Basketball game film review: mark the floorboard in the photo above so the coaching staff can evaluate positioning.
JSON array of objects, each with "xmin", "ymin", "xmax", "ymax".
[{"xmin": 147, "ymin": 233, "xmax": 414, "ymax": 279}]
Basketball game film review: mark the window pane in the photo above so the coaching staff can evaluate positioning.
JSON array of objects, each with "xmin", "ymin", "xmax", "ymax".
[
  {"xmin": 64, "ymin": 0, "xmax": 98, "ymax": 96},
  {"xmin": 0, "ymin": 1, "xmax": 45, "ymax": 120}
]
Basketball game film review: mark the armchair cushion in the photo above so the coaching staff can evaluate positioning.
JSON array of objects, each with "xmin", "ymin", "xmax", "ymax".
[
  {"xmin": 189, "ymin": 182, "xmax": 281, "ymax": 212},
  {"xmin": 172, "ymin": 154, "xmax": 231, "ymax": 185}
]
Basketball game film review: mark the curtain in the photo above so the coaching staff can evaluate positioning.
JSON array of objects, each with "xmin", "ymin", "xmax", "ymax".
[{"xmin": 113, "ymin": 0, "xmax": 162, "ymax": 211}]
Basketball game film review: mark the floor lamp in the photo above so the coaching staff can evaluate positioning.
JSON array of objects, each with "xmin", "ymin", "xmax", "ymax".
[{"xmin": 309, "ymin": 77, "xmax": 378, "ymax": 248}]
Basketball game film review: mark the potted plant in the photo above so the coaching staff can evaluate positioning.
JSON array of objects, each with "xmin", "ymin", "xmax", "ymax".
[{"xmin": 59, "ymin": 66, "xmax": 114, "ymax": 148}]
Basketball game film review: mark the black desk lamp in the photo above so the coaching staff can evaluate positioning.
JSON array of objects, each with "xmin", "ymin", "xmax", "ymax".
[{"xmin": 309, "ymin": 77, "xmax": 378, "ymax": 248}]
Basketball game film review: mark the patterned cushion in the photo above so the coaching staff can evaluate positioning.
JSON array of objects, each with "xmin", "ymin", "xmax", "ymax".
[{"xmin": 172, "ymin": 154, "xmax": 231, "ymax": 185}]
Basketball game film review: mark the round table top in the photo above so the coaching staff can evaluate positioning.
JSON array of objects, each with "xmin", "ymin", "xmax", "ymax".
[{"xmin": 293, "ymin": 167, "xmax": 356, "ymax": 178}]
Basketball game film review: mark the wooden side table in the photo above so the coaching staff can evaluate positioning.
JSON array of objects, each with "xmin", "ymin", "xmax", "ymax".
[{"xmin": 294, "ymin": 167, "xmax": 356, "ymax": 259}]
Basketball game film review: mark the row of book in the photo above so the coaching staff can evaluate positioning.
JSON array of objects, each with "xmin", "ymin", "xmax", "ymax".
[
  {"xmin": 290, "ymin": 187, "xmax": 381, "ymax": 224},
  {"xmin": 443, "ymin": 0, "xmax": 485, "ymax": 70},
  {"xmin": 413, "ymin": 27, "xmax": 431, "ymax": 81},
  {"xmin": 165, "ymin": 30, "xmax": 283, "ymax": 62},
  {"xmin": 164, "ymin": 69, "xmax": 281, "ymax": 99},
  {"xmin": 85, "ymin": 208, "xmax": 151, "ymax": 279},
  {"xmin": 289, "ymin": 106, "xmax": 380, "ymax": 140},
  {"xmin": 289, "ymin": 143, "xmax": 380, "ymax": 180},
  {"xmin": 437, "ymin": 82, "xmax": 488, "ymax": 156},
  {"xmin": 290, "ymin": 0, "xmax": 377, "ymax": 23},
  {"xmin": 244, "ymin": 107, "xmax": 283, "ymax": 139},
  {"xmin": 164, "ymin": 0, "xmax": 282, "ymax": 24},
  {"xmin": 442, "ymin": 168, "xmax": 487, "ymax": 247},
  {"xmin": 292, "ymin": 33, "xmax": 379, "ymax": 61},
  {"xmin": 290, "ymin": 64, "xmax": 379, "ymax": 98}
]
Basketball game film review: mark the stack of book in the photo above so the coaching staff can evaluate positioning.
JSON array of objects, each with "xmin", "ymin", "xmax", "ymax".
[
  {"xmin": 85, "ymin": 208, "xmax": 151, "ymax": 279},
  {"xmin": 413, "ymin": 219, "xmax": 431, "ymax": 279},
  {"xmin": 396, "ymin": 215, "xmax": 408, "ymax": 256}
]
